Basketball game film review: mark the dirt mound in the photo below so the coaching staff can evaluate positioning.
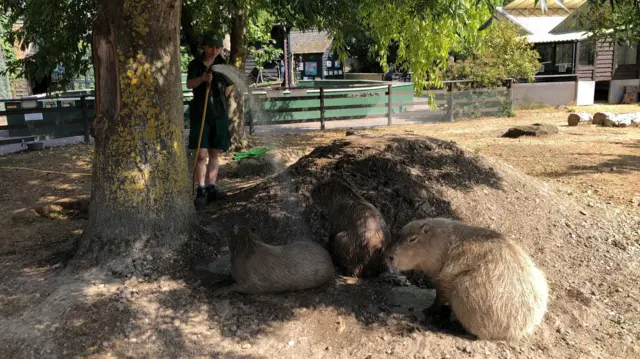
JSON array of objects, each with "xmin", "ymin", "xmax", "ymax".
[
  {"xmin": 195, "ymin": 135, "xmax": 640, "ymax": 356},
  {"xmin": 205, "ymin": 135, "xmax": 552, "ymax": 246}
]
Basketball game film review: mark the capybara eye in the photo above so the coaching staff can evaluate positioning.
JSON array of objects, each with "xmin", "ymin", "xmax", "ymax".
[{"xmin": 408, "ymin": 236, "xmax": 418, "ymax": 243}]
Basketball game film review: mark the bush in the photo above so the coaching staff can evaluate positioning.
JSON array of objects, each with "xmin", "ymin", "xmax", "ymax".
[{"xmin": 444, "ymin": 22, "xmax": 540, "ymax": 88}]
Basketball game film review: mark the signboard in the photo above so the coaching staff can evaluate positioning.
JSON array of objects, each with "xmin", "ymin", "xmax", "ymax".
[
  {"xmin": 326, "ymin": 61, "xmax": 332, "ymax": 68},
  {"xmin": 335, "ymin": 60, "xmax": 341, "ymax": 67},
  {"xmin": 43, "ymin": 100, "xmax": 58, "ymax": 108},
  {"xmin": 25, "ymin": 113, "xmax": 44, "ymax": 121},
  {"xmin": 305, "ymin": 62, "xmax": 318, "ymax": 76}
]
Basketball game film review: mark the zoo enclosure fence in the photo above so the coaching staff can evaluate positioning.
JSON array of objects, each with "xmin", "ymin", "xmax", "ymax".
[{"xmin": 0, "ymin": 79, "xmax": 516, "ymax": 145}]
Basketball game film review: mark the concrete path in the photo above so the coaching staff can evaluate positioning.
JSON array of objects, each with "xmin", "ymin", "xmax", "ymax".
[
  {"xmin": 0, "ymin": 135, "xmax": 88, "ymax": 155},
  {"xmin": 0, "ymin": 108, "xmax": 445, "ymax": 155}
]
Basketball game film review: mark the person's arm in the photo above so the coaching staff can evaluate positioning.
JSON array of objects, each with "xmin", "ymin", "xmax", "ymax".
[
  {"xmin": 187, "ymin": 73, "xmax": 212, "ymax": 89},
  {"xmin": 186, "ymin": 61, "xmax": 212, "ymax": 89},
  {"xmin": 225, "ymin": 84, "xmax": 233, "ymax": 97},
  {"xmin": 186, "ymin": 76, "xmax": 203, "ymax": 89}
]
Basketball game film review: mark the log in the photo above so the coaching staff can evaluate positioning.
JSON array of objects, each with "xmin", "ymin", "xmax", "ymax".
[
  {"xmin": 567, "ymin": 113, "xmax": 593, "ymax": 126},
  {"xmin": 621, "ymin": 93, "xmax": 638, "ymax": 104},
  {"xmin": 602, "ymin": 112, "xmax": 640, "ymax": 128},
  {"xmin": 593, "ymin": 112, "xmax": 613, "ymax": 126}
]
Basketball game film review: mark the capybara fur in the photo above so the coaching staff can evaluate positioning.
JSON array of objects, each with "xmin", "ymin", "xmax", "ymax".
[
  {"xmin": 386, "ymin": 218, "xmax": 549, "ymax": 341},
  {"xmin": 311, "ymin": 176, "xmax": 390, "ymax": 278},
  {"xmin": 229, "ymin": 226, "xmax": 335, "ymax": 294}
]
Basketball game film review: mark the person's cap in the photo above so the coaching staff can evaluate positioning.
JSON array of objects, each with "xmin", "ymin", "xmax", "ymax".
[{"xmin": 202, "ymin": 33, "xmax": 223, "ymax": 48}]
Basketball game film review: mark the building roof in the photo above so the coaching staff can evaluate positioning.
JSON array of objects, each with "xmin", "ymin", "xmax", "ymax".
[
  {"xmin": 511, "ymin": 14, "xmax": 569, "ymax": 35},
  {"xmin": 289, "ymin": 30, "xmax": 332, "ymax": 54},
  {"xmin": 504, "ymin": 0, "xmax": 586, "ymax": 10},
  {"xmin": 496, "ymin": 1, "xmax": 588, "ymax": 44},
  {"xmin": 526, "ymin": 31, "xmax": 588, "ymax": 43}
]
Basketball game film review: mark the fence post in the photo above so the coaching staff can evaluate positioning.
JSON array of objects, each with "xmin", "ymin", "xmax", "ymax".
[
  {"xmin": 387, "ymin": 83, "xmax": 393, "ymax": 125},
  {"xmin": 507, "ymin": 79, "xmax": 514, "ymax": 112},
  {"xmin": 448, "ymin": 83, "xmax": 454, "ymax": 122},
  {"xmin": 320, "ymin": 87, "xmax": 325, "ymax": 130},
  {"xmin": 81, "ymin": 94, "xmax": 90, "ymax": 143},
  {"xmin": 248, "ymin": 92, "xmax": 255, "ymax": 135}
]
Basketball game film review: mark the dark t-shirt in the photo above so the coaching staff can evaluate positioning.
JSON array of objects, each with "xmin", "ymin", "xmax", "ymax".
[{"xmin": 187, "ymin": 56, "xmax": 231, "ymax": 119}]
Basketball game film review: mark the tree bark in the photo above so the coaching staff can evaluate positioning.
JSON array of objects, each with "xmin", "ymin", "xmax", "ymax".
[
  {"xmin": 567, "ymin": 113, "xmax": 592, "ymax": 126},
  {"xmin": 602, "ymin": 112, "xmax": 640, "ymax": 127},
  {"xmin": 228, "ymin": 2, "xmax": 249, "ymax": 151},
  {"xmin": 593, "ymin": 112, "xmax": 613, "ymax": 126},
  {"xmin": 76, "ymin": 0, "xmax": 192, "ymax": 272}
]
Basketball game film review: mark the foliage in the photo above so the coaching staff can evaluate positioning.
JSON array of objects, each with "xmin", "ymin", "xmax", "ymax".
[
  {"xmin": 0, "ymin": 1, "xmax": 95, "ymax": 92},
  {"xmin": 0, "ymin": 0, "xmax": 516, "ymax": 96},
  {"xmin": 247, "ymin": 11, "xmax": 282, "ymax": 70},
  {"xmin": 180, "ymin": 46, "xmax": 192, "ymax": 73},
  {"xmin": 444, "ymin": 21, "xmax": 541, "ymax": 87},
  {"xmin": 327, "ymin": 0, "xmax": 503, "ymax": 94},
  {"xmin": 0, "ymin": 15, "xmax": 19, "ymax": 94},
  {"xmin": 530, "ymin": 0, "xmax": 639, "ymax": 44},
  {"xmin": 580, "ymin": 0, "xmax": 640, "ymax": 45},
  {"xmin": 341, "ymin": 20, "xmax": 399, "ymax": 73}
]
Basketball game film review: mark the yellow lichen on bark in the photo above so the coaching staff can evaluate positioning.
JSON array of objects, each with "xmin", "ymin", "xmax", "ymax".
[
  {"xmin": 97, "ymin": 44, "xmax": 186, "ymax": 212},
  {"xmin": 123, "ymin": 0, "xmax": 150, "ymax": 43}
]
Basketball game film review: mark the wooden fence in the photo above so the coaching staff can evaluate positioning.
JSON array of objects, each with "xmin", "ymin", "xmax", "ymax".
[{"xmin": 0, "ymin": 79, "xmax": 514, "ymax": 145}]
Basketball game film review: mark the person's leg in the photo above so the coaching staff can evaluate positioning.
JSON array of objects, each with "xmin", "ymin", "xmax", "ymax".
[
  {"xmin": 196, "ymin": 148, "xmax": 209, "ymax": 186},
  {"xmin": 205, "ymin": 148, "xmax": 227, "ymax": 200},
  {"xmin": 206, "ymin": 148, "xmax": 221, "ymax": 185},
  {"xmin": 193, "ymin": 148, "xmax": 210, "ymax": 207}
]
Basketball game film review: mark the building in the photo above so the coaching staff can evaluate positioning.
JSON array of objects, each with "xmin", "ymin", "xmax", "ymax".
[
  {"xmin": 289, "ymin": 30, "xmax": 344, "ymax": 81},
  {"xmin": 496, "ymin": 0, "xmax": 639, "ymax": 104}
]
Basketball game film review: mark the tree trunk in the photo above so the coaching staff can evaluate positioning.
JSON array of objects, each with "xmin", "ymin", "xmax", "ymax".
[
  {"xmin": 76, "ymin": 0, "xmax": 192, "ymax": 273},
  {"xmin": 567, "ymin": 113, "xmax": 592, "ymax": 126},
  {"xmin": 593, "ymin": 112, "xmax": 613, "ymax": 126},
  {"xmin": 228, "ymin": 2, "xmax": 249, "ymax": 150},
  {"xmin": 602, "ymin": 112, "xmax": 640, "ymax": 127}
]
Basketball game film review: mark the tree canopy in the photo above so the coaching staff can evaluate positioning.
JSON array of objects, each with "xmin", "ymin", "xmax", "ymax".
[
  {"xmin": 0, "ymin": 0, "xmax": 513, "ymax": 94},
  {"xmin": 1, "ymin": 0, "xmax": 638, "ymax": 95},
  {"xmin": 532, "ymin": 0, "xmax": 640, "ymax": 44}
]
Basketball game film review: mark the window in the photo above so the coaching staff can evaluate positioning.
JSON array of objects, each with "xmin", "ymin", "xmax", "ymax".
[
  {"xmin": 579, "ymin": 41, "xmax": 595, "ymax": 66},
  {"xmin": 555, "ymin": 43, "xmax": 574, "ymax": 73},
  {"xmin": 535, "ymin": 44, "xmax": 553, "ymax": 73},
  {"xmin": 616, "ymin": 43, "xmax": 637, "ymax": 65}
]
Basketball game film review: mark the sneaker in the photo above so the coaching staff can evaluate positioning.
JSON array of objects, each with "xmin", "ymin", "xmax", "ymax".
[
  {"xmin": 207, "ymin": 185, "xmax": 227, "ymax": 201},
  {"xmin": 194, "ymin": 186, "xmax": 208, "ymax": 208}
]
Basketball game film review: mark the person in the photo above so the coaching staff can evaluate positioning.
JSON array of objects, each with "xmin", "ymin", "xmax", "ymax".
[{"xmin": 186, "ymin": 33, "xmax": 233, "ymax": 207}]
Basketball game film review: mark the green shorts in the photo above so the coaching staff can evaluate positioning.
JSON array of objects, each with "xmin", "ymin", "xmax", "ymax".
[{"xmin": 188, "ymin": 98, "xmax": 230, "ymax": 152}]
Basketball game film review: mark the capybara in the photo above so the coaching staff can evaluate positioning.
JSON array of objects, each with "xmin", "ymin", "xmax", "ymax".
[
  {"xmin": 386, "ymin": 218, "xmax": 549, "ymax": 341},
  {"xmin": 229, "ymin": 226, "xmax": 335, "ymax": 294},
  {"xmin": 311, "ymin": 175, "xmax": 390, "ymax": 277}
]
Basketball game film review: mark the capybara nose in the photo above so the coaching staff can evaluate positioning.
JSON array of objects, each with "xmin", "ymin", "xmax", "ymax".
[{"xmin": 387, "ymin": 255, "xmax": 394, "ymax": 263}]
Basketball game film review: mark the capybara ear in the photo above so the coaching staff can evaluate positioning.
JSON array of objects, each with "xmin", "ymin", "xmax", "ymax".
[{"xmin": 420, "ymin": 222, "xmax": 431, "ymax": 234}]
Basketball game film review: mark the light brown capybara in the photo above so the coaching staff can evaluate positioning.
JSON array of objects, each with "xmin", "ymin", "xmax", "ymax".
[
  {"xmin": 386, "ymin": 218, "xmax": 549, "ymax": 341},
  {"xmin": 311, "ymin": 176, "xmax": 390, "ymax": 278},
  {"xmin": 229, "ymin": 226, "xmax": 335, "ymax": 294}
]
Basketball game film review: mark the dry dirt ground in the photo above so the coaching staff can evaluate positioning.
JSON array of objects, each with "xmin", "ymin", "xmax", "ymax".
[{"xmin": 0, "ymin": 105, "xmax": 639, "ymax": 359}]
